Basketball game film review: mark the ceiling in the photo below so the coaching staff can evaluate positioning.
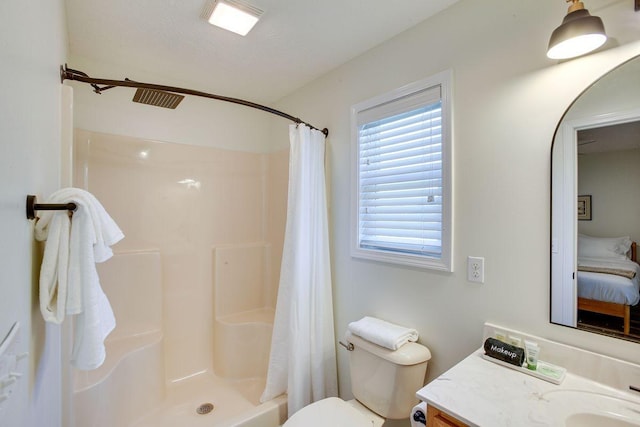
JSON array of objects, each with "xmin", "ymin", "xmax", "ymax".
[
  {"xmin": 578, "ymin": 120, "xmax": 640, "ymax": 154},
  {"xmin": 64, "ymin": 0, "xmax": 460, "ymax": 104}
]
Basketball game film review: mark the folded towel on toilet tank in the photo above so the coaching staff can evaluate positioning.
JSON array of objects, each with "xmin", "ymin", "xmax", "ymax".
[{"xmin": 348, "ymin": 316, "xmax": 419, "ymax": 350}]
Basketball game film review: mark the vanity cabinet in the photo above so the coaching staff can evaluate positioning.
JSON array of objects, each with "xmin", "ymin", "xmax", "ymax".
[
  {"xmin": 418, "ymin": 324, "xmax": 640, "ymax": 426},
  {"xmin": 427, "ymin": 405, "xmax": 469, "ymax": 427}
]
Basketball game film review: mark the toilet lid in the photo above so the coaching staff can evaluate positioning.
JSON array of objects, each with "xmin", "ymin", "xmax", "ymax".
[{"xmin": 284, "ymin": 397, "xmax": 380, "ymax": 427}]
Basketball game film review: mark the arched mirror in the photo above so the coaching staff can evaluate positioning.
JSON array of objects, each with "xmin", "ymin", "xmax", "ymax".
[{"xmin": 551, "ymin": 55, "xmax": 640, "ymax": 342}]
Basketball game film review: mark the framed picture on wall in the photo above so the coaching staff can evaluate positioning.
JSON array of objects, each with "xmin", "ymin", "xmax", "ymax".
[{"xmin": 577, "ymin": 195, "xmax": 592, "ymax": 221}]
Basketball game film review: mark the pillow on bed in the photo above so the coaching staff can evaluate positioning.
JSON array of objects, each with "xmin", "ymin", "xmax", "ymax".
[{"xmin": 578, "ymin": 234, "xmax": 632, "ymax": 260}]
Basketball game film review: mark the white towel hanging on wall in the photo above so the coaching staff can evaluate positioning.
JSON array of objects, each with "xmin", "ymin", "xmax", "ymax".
[{"xmin": 34, "ymin": 188, "xmax": 124, "ymax": 370}]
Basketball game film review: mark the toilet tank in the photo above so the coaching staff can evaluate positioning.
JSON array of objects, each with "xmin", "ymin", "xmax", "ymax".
[{"xmin": 346, "ymin": 331, "xmax": 431, "ymax": 420}]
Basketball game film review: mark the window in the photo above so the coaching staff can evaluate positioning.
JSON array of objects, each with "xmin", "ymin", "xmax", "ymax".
[{"xmin": 351, "ymin": 71, "xmax": 452, "ymax": 271}]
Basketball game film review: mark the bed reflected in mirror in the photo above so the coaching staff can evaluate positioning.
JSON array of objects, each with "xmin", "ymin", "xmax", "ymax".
[{"xmin": 551, "ymin": 55, "xmax": 640, "ymax": 343}]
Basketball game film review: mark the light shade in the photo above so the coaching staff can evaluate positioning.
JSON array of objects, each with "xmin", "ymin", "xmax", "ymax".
[
  {"xmin": 208, "ymin": 0, "xmax": 263, "ymax": 36},
  {"xmin": 547, "ymin": 3, "xmax": 606, "ymax": 59}
]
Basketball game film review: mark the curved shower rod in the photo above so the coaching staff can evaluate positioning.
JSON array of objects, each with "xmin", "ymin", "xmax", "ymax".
[{"xmin": 60, "ymin": 65, "xmax": 329, "ymax": 137}]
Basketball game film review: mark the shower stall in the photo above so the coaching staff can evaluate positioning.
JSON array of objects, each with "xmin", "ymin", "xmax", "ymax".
[{"xmin": 69, "ymin": 129, "xmax": 289, "ymax": 427}]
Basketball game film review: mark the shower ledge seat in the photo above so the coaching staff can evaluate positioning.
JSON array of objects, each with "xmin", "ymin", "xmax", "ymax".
[
  {"xmin": 73, "ymin": 330, "xmax": 165, "ymax": 427},
  {"xmin": 74, "ymin": 330, "xmax": 163, "ymax": 391},
  {"xmin": 215, "ymin": 308, "xmax": 275, "ymax": 380}
]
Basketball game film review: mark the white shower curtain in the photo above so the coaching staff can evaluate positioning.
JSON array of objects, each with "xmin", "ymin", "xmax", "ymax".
[{"xmin": 260, "ymin": 124, "xmax": 338, "ymax": 417}]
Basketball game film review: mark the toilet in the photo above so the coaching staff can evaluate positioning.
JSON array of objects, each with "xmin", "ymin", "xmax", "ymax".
[{"xmin": 284, "ymin": 331, "xmax": 431, "ymax": 426}]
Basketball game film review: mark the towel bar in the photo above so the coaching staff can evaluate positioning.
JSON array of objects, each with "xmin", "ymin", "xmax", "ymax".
[{"xmin": 26, "ymin": 195, "xmax": 77, "ymax": 220}]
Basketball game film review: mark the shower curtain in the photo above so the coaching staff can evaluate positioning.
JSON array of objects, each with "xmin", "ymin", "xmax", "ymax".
[{"xmin": 261, "ymin": 124, "xmax": 338, "ymax": 417}]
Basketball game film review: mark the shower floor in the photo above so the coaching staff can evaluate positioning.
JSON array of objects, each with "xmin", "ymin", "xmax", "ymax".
[{"xmin": 131, "ymin": 372, "xmax": 286, "ymax": 427}]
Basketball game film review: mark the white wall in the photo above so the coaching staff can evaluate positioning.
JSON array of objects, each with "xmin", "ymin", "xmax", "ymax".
[
  {"xmin": 272, "ymin": 0, "xmax": 640, "ymax": 399},
  {"xmin": 578, "ymin": 148, "xmax": 640, "ymax": 242},
  {"xmin": 0, "ymin": 1, "xmax": 68, "ymax": 426}
]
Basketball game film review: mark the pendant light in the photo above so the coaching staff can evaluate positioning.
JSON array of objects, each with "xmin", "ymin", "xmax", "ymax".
[{"xmin": 547, "ymin": 0, "xmax": 607, "ymax": 59}]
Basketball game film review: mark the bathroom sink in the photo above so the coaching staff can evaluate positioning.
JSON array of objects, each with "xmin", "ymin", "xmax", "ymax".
[
  {"xmin": 540, "ymin": 389, "xmax": 640, "ymax": 427},
  {"xmin": 565, "ymin": 413, "xmax": 640, "ymax": 427}
]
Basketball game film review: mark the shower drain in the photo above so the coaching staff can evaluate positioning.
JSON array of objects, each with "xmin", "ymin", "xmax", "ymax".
[{"xmin": 196, "ymin": 402, "xmax": 214, "ymax": 415}]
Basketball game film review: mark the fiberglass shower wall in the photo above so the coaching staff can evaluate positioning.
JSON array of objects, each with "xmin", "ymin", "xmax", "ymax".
[{"xmin": 73, "ymin": 129, "xmax": 287, "ymax": 383}]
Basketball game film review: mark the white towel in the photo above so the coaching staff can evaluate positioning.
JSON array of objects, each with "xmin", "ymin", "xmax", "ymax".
[
  {"xmin": 35, "ymin": 188, "xmax": 124, "ymax": 370},
  {"xmin": 347, "ymin": 316, "xmax": 419, "ymax": 350}
]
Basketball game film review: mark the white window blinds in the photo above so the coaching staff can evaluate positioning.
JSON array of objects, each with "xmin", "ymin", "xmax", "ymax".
[{"xmin": 356, "ymin": 85, "xmax": 444, "ymax": 259}]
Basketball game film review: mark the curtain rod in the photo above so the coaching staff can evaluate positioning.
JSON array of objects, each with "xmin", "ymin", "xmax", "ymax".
[{"xmin": 60, "ymin": 65, "xmax": 328, "ymax": 137}]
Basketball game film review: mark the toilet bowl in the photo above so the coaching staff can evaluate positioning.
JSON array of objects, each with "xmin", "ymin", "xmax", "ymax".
[
  {"xmin": 284, "ymin": 397, "xmax": 384, "ymax": 427},
  {"xmin": 283, "ymin": 331, "xmax": 431, "ymax": 426}
]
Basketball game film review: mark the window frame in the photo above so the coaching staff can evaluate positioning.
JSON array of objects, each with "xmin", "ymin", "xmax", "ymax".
[{"xmin": 350, "ymin": 70, "xmax": 453, "ymax": 271}]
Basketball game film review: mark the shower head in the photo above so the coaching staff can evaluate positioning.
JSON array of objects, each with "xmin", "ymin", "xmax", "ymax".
[{"xmin": 132, "ymin": 88, "xmax": 184, "ymax": 109}]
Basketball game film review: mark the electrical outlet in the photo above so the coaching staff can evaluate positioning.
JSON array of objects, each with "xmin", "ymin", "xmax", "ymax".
[{"xmin": 467, "ymin": 256, "xmax": 484, "ymax": 283}]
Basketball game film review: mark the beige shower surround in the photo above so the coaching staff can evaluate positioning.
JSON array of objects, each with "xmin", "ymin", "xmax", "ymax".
[{"xmin": 71, "ymin": 129, "xmax": 289, "ymax": 426}]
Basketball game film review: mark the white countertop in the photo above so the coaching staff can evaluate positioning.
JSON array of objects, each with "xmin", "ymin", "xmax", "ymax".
[{"xmin": 416, "ymin": 348, "xmax": 640, "ymax": 427}]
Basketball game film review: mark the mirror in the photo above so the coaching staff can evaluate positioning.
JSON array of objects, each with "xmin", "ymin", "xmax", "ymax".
[{"xmin": 551, "ymin": 55, "xmax": 640, "ymax": 342}]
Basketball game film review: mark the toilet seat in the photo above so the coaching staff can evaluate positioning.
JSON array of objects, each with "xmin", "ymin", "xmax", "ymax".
[{"xmin": 283, "ymin": 397, "xmax": 384, "ymax": 427}]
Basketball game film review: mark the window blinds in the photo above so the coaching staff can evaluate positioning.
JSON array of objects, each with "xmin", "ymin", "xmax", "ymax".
[{"xmin": 357, "ymin": 85, "xmax": 443, "ymax": 257}]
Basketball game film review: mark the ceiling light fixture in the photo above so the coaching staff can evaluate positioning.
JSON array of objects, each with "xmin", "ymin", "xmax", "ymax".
[
  {"xmin": 207, "ymin": 0, "xmax": 264, "ymax": 36},
  {"xmin": 547, "ymin": 0, "xmax": 607, "ymax": 59}
]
